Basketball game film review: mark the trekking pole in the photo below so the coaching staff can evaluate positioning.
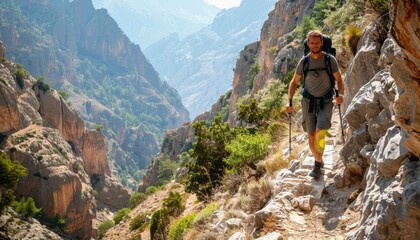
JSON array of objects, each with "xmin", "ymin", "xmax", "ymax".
[
  {"xmin": 335, "ymin": 90, "xmax": 345, "ymax": 144},
  {"xmin": 288, "ymin": 99, "xmax": 292, "ymax": 154}
]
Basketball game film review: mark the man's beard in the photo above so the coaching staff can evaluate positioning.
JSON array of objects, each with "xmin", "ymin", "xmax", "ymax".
[{"xmin": 311, "ymin": 49, "xmax": 321, "ymax": 54}]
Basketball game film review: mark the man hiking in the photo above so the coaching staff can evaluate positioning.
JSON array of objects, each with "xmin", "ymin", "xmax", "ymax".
[{"xmin": 286, "ymin": 30, "xmax": 345, "ymax": 179}]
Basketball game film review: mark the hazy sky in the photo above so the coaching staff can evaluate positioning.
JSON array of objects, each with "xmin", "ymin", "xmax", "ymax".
[{"xmin": 204, "ymin": 0, "xmax": 242, "ymax": 9}]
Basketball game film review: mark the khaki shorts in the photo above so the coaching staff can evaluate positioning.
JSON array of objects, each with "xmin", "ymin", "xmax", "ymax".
[{"xmin": 301, "ymin": 97, "xmax": 333, "ymax": 133}]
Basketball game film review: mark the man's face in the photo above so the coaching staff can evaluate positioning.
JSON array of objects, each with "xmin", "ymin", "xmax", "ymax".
[{"xmin": 308, "ymin": 36, "xmax": 323, "ymax": 54}]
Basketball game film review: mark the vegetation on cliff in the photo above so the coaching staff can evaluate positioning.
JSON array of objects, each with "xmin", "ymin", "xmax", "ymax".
[{"xmin": 0, "ymin": 153, "xmax": 27, "ymax": 214}]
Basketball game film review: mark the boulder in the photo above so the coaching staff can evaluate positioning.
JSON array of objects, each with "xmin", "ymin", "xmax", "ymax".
[
  {"xmin": 291, "ymin": 195, "xmax": 316, "ymax": 212},
  {"xmin": 255, "ymin": 232, "xmax": 283, "ymax": 240},
  {"xmin": 340, "ymin": 124, "xmax": 371, "ymax": 177},
  {"xmin": 96, "ymin": 176, "xmax": 130, "ymax": 210},
  {"xmin": 372, "ymin": 126, "xmax": 410, "ymax": 178},
  {"xmin": 349, "ymin": 160, "xmax": 420, "ymax": 240}
]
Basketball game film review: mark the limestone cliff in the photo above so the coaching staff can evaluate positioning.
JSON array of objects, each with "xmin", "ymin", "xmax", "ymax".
[
  {"xmin": 0, "ymin": 46, "xmax": 129, "ymax": 239},
  {"xmin": 0, "ymin": 0, "xmax": 189, "ymax": 180}
]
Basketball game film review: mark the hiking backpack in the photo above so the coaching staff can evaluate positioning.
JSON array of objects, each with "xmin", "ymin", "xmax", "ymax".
[{"xmin": 302, "ymin": 34, "xmax": 337, "ymax": 112}]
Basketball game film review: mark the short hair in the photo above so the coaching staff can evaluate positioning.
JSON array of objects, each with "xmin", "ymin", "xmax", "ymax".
[{"xmin": 306, "ymin": 30, "xmax": 323, "ymax": 42}]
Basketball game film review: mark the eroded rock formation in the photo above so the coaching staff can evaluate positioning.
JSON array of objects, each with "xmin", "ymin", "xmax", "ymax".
[{"xmin": 0, "ymin": 44, "xmax": 129, "ymax": 239}]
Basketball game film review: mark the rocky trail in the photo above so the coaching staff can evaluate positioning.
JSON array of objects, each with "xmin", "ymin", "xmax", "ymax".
[{"xmin": 262, "ymin": 106, "xmax": 361, "ymax": 240}]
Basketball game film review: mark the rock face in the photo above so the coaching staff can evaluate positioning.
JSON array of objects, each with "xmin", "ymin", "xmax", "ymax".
[
  {"xmin": 82, "ymin": 130, "xmax": 111, "ymax": 177},
  {"xmin": 0, "ymin": 55, "xmax": 129, "ymax": 239},
  {"xmin": 36, "ymin": 88, "xmax": 86, "ymax": 149},
  {"xmin": 342, "ymin": 22, "xmax": 382, "ymax": 109},
  {"xmin": 343, "ymin": 1, "xmax": 420, "ymax": 239},
  {"xmin": 7, "ymin": 125, "xmax": 96, "ymax": 240},
  {"xmin": 390, "ymin": 0, "xmax": 420, "ymax": 156}
]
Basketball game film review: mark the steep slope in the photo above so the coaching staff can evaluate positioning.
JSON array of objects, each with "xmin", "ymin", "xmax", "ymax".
[
  {"xmin": 145, "ymin": 0, "xmax": 277, "ymax": 118},
  {"xmin": 91, "ymin": 0, "xmax": 220, "ymax": 49},
  {"xmin": 0, "ymin": 0, "xmax": 189, "ymax": 180},
  {"xmin": 0, "ymin": 47, "xmax": 129, "ymax": 239}
]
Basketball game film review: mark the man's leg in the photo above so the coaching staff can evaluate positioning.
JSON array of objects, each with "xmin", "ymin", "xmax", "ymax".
[
  {"xmin": 309, "ymin": 128, "xmax": 327, "ymax": 178},
  {"xmin": 314, "ymin": 128, "xmax": 327, "ymax": 163},
  {"xmin": 308, "ymin": 130, "xmax": 324, "ymax": 163}
]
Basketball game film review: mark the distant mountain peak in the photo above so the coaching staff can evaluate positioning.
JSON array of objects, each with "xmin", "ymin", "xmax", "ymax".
[{"xmin": 91, "ymin": 0, "xmax": 220, "ymax": 48}]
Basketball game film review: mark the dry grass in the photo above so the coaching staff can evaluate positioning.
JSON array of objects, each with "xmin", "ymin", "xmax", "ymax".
[
  {"xmin": 262, "ymin": 155, "xmax": 290, "ymax": 175},
  {"xmin": 261, "ymin": 215, "xmax": 281, "ymax": 235},
  {"xmin": 220, "ymin": 172, "xmax": 244, "ymax": 195},
  {"xmin": 345, "ymin": 25, "xmax": 363, "ymax": 55},
  {"xmin": 238, "ymin": 176, "xmax": 272, "ymax": 213}
]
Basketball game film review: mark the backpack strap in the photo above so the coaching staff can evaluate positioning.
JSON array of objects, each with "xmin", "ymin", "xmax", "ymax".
[
  {"xmin": 324, "ymin": 53, "xmax": 336, "ymax": 93},
  {"xmin": 302, "ymin": 54, "xmax": 310, "ymax": 88}
]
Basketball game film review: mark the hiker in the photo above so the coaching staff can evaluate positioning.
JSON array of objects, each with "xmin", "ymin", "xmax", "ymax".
[{"xmin": 285, "ymin": 30, "xmax": 345, "ymax": 179}]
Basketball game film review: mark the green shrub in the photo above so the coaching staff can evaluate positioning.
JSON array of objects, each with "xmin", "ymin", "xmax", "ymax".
[
  {"xmin": 0, "ymin": 189, "xmax": 15, "ymax": 215},
  {"xmin": 283, "ymin": 70, "xmax": 295, "ymax": 86},
  {"xmin": 98, "ymin": 220, "xmax": 114, "ymax": 238},
  {"xmin": 297, "ymin": 15, "xmax": 319, "ymax": 40},
  {"xmin": 14, "ymin": 67, "xmax": 26, "ymax": 89},
  {"xmin": 225, "ymin": 132, "xmax": 270, "ymax": 172},
  {"xmin": 130, "ymin": 192, "xmax": 147, "ymax": 209},
  {"xmin": 312, "ymin": 0, "xmax": 339, "ymax": 26},
  {"xmin": 185, "ymin": 116, "xmax": 234, "ymax": 201},
  {"xmin": 168, "ymin": 213, "xmax": 197, "ymax": 240},
  {"xmin": 11, "ymin": 197, "xmax": 42, "ymax": 218},
  {"xmin": 93, "ymin": 123, "xmax": 103, "ymax": 132},
  {"xmin": 246, "ymin": 64, "xmax": 260, "ymax": 90},
  {"xmin": 0, "ymin": 152, "xmax": 27, "ymax": 214},
  {"xmin": 157, "ymin": 156, "xmax": 177, "ymax": 186},
  {"xmin": 34, "ymin": 76, "xmax": 51, "ymax": 93},
  {"xmin": 163, "ymin": 191, "xmax": 185, "ymax": 217},
  {"xmin": 150, "ymin": 209, "xmax": 169, "ymax": 240},
  {"xmin": 113, "ymin": 208, "xmax": 130, "ymax": 224},
  {"xmin": 145, "ymin": 186, "xmax": 158, "ymax": 195},
  {"xmin": 58, "ymin": 89, "xmax": 70, "ymax": 101},
  {"xmin": 257, "ymin": 80, "xmax": 289, "ymax": 122},
  {"xmin": 238, "ymin": 98, "xmax": 265, "ymax": 127},
  {"xmin": 193, "ymin": 202, "xmax": 217, "ymax": 225},
  {"xmin": 129, "ymin": 213, "xmax": 148, "ymax": 231},
  {"xmin": 50, "ymin": 214, "xmax": 66, "ymax": 234},
  {"xmin": 324, "ymin": 0, "xmax": 364, "ymax": 31},
  {"xmin": 368, "ymin": 0, "xmax": 389, "ymax": 16}
]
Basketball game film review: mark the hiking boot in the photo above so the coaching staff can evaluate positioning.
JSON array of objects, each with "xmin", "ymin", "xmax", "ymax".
[{"xmin": 309, "ymin": 161, "xmax": 323, "ymax": 179}]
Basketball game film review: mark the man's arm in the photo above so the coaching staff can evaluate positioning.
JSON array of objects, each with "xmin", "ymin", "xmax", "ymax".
[
  {"xmin": 286, "ymin": 73, "xmax": 302, "ymax": 113},
  {"xmin": 333, "ymin": 71, "xmax": 344, "ymax": 105}
]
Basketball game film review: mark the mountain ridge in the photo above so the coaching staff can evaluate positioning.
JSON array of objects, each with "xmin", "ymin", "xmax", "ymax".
[
  {"xmin": 92, "ymin": 0, "xmax": 220, "ymax": 49},
  {"xmin": 0, "ymin": 0, "xmax": 189, "ymax": 182}
]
